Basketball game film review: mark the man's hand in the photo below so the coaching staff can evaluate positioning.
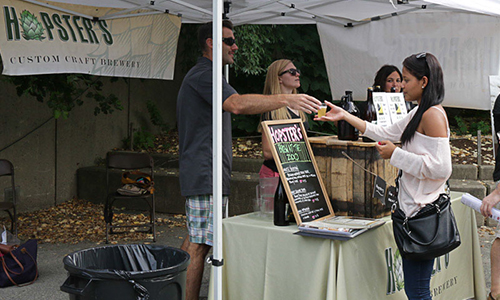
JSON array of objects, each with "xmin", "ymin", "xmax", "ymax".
[
  {"xmin": 314, "ymin": 100, "xmax": 345, "ymax": 122},
  {"xmin": 375, "ymin": 141, "xmax": 396, "ymax": 159},
  {"xmin": 481, "ymin": 187, "xmax": 500, "ymax": 217},
  {"xmin": 286, "ymin": 94, "xmax": 321, "ymax": 114}
]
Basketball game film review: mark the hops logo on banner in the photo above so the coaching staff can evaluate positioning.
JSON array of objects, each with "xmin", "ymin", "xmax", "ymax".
[
  {"xmin": 385, "ymin": 247, "xmax": 451, "ymax": 296},
  {"xmin": 20, "ymin": 10, "xmax": 45, "ymax": 41}
]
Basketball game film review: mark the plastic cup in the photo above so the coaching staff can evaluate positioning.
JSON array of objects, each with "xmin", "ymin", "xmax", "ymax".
[{"xmin": 318, "ymin": 105, "xmax": 327, "ymax": 118}]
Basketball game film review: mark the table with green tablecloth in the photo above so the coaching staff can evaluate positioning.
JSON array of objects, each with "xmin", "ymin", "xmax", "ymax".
[{"xmin": 209, "ymin": 192, "xmax": 485, "ymax": 300}]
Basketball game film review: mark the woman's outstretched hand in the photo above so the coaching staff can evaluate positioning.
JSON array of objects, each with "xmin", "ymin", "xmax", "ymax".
[{"xmin": 314, "ymin": 101, "xmax": 345, "ymax": 122}]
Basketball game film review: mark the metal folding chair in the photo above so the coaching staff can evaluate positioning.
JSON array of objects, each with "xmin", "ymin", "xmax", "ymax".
[
  {"xmin": 104, "ymin": 152, "xmax": 155, "ymax": 244},
  {"xmin": 0, "ymin": 159, "xmax": 17, "ymax": 237}
]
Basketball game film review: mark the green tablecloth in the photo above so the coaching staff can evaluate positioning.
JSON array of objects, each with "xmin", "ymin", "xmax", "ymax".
[{"xmin": 209, "ymin": 191, "xmax": 486, "ymax": 300}]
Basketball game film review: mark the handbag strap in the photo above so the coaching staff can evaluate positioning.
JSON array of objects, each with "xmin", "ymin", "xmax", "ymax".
[
  {"xmin": 1, "ymin": 257, "xmax": 18, "ymax": 286},
  {"xmin": 403, "ymin": 203, "xmax": 442, "ymax": 246},
  {"xmin": 392, "ymin": 170, "xmax": 450, "ymax": 210},
  {"xmin": 1, "ymin": 250, "xmax": 24, "ymax": 274},
  {"xmin": 0, "ymin": 246, "xmax": 38, "ymax": 287},
  {"xmin": 0, "ymin": 244, "xmax": 17, "ymax": 255}
]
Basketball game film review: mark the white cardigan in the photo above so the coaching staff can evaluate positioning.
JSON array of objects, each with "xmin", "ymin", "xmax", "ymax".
[{"xmin": 364, "ymin": 106, "xmax": 452, "ymax": 217}]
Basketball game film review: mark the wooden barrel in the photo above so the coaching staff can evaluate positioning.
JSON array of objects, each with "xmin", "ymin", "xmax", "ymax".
[{"xmin": 309, "ymin": 136, "xmax": 398, "ymax": 218}]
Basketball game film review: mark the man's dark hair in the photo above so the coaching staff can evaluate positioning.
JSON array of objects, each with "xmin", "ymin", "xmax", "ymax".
[{"xmin": 198, "ymin": 20, "xmax": 234, "ymax": 53}]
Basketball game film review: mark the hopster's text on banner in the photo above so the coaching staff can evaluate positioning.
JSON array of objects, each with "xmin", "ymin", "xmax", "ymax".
[{"xmin": 0, "ymin": 0, "xmax": 181, "ymax": 79}]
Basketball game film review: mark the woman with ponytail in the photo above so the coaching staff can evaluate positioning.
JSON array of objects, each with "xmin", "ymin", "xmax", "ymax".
[{"xmin": 315, "ymin": 52, "xmax": 451, "ymax": 300}]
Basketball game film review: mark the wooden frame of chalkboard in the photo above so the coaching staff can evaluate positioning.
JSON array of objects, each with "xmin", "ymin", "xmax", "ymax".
[{"xmin": 262, "ymin": 119, "xmax": 334, "ymax": 224}]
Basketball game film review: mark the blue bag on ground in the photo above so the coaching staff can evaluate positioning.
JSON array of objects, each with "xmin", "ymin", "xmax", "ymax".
[{"xmin": 0, "ymin": 239, "xmax": 38, "ymax": 287}]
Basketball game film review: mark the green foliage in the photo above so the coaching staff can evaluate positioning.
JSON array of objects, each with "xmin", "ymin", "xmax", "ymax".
[
  {"xmin": 454, "ymin": 116, "xmax": 468, "ymax": 135},
  {"xmin": 122, "ymin": 127, "xmax": 155, "ymax": 150},
  {"xmin": 232, "ymin": 25, "xmax": 278, "ymax": 76},
  {"xmin": 452, "ymin": 115, "xmax": 491, "ymax": 136},
  {"xmin": 177, "ymin": 24, "xmax": 202, "ymax": 74},
  {"xmin": 147, "ymin": 100, "xmax": 170, "ymax": 133},
  {"xmin": 228, "ymin": 24, "xmax": 333, "ymax": 135},
  {"xmin": 232, "ymin": 114, "xmax": 261, "ymax": 137},
  {"xmin": 470, "ymin": 120, "xmax": 491, "ymax": 136},
  {"xmin": 3, "ymin": 74, "xmax": 122, "ymax": 119}
]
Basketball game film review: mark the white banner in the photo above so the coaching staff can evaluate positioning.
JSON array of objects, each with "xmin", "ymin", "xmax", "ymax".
[
  {"xmin": 317, "ymin": 11, "xmax": 500, "ymax": 110},
  {"xmin": 0, "ymin": 0, "xmax": 181, "ymax": 80}
]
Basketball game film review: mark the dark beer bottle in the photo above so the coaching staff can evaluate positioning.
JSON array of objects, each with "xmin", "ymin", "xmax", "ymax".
[
  {"xmin": 390, "ymin": 87, "xmax": 396, "ymax": 93},
  {"xmin": 286, "ymin": 199, "xmax": 296, "ymax": 224},
  {"xmin": 338, "ymin": 91, "xmax": 360, "ymax": 141},
  {"xmin": 274, "ymin": 178, "xmax": 289, "ymax": 226},
  {"xmin": 374, "ymin": 85, "xmax": 382, "ymax": 92},
  {"xmin": 362, "ymin": 87, "xmax": 376, "ymax": 142}
]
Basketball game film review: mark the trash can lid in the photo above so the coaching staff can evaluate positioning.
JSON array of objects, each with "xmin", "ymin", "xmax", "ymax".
[{"xmin": 63, "ymin": 244, "xmax": 190, "ymax": 280}]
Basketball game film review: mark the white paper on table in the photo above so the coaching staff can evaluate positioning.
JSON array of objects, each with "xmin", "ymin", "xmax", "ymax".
[
  {"xmin": 461, "ymin": 193, "xmax": 500, "ymax": 222},
  {"xmin": 373, "ymin": 92, "xmax": 391, "ymax": 127},
  {"xmin": 386, "ymin": 93, "xmax": 407, "ymax": 123}
]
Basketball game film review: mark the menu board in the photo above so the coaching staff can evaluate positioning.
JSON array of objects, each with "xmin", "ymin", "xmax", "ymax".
[{"xmin": 262, "ymin": 119, "xmax": 333, "ymax": 224}]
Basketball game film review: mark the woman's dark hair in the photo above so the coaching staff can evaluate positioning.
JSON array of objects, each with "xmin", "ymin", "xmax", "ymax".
[
  {"xmin": 198, "ymin": 20, "xmax": 234, "ymax": 53},
  {"xmin": 400, "ymin": 52, "xmax": 445, "ymax": 145},
  {"xmin": 373, "ymin": 65, "xmax": 402, "ymax": 91}
]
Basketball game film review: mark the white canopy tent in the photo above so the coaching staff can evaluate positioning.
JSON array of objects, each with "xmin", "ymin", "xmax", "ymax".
[
  {"xmin": 5, "ymin": 0, "xmax": 500, "ymax": 109},
  {"xmin": 3, "ymin": 1, "xmax": 500, "ymax": 299}
]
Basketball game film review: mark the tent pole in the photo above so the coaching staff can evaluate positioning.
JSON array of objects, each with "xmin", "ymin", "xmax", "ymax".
[{"xmin": 212, "ymin": 1, "xmax": 223, "ymax": 300}]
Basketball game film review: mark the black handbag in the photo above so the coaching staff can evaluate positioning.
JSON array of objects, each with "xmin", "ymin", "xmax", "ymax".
[
  {"xmin": 391, "ymin": 174, "xmax": 461, "ymax": 260},
  {"xmin": 0, "ymin": 239, "xmax": 39, "ymax": 287}
]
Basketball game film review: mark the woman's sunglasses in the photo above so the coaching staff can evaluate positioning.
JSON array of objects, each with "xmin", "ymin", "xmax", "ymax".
[
  {"xmin": 222, "ymin": 37, "xmax": 237, "ymax": 46},
  {"xmin": 279, "ymin": 68, "xmax": 301, "ymax": 76}
]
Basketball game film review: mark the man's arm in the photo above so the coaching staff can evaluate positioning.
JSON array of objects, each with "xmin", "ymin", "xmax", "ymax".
[
  {"xmin": 481, "ymin": 186, "xmax": 500, "ymax": 217},
  {"xmin": 222, "ymin": 93, "xmax": 321, "ymax": 115}
]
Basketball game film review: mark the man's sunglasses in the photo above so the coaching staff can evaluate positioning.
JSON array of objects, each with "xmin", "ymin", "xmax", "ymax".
[
  {"xmin": 279, "ymin": 68, "xmax": 301, "ymax": 76},
  {"xmin": 222, "ymin": 37, "xmax": 236, "ymax": 46}
]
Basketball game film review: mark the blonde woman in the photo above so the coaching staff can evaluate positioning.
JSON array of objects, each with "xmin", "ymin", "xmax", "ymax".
[{"xmin": 259, "ymin": 59, "xmax": 309, "ymax": 178}]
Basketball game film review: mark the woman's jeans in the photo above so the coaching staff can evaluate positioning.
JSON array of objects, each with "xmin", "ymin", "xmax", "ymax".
[{"xmin": 403, "ymin": 257, "xmax": 435, "ymax": 300}]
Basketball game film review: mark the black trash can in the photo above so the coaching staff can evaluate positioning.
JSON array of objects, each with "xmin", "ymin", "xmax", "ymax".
[{"xmin": 61, "ymin": 244, "xmax": 190, "ymax": 300}]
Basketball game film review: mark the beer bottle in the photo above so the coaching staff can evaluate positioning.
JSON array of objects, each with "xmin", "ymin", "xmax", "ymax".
[
  {"xmin": 286, "ymin": 199, "xmax": 295, "ymax": 224},
  {"xmin": 338, "ymin": 91, "xmax": 360, "ymax": 141},
  {"xmin": 274, "ymin": 178, "xmax": 289, "ymax": 226},
  {"xmin": 374, "ymin": 85, "xmax": 382, "ymax": 92},
  {"xmin": 362, "ymin": 87, "xmax": 376, "ymax": 142},
  {"xmin": 390, "ymin": 87, "xmax": 396, "ymax": 93}
]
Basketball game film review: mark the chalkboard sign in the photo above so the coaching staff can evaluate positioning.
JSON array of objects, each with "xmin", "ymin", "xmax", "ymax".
[{"xmin": 262, "ymin": 119, "xmax": 334, "ymax": 224}]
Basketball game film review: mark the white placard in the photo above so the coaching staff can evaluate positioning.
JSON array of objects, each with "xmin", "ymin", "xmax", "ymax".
[
  {"xmin": 373, "ymin": 92, "xmax": 392, "ymax": 127},
  {"xmin": 373, "ymin": 92, "xmax": 408, "ymax": 126},
  {"xmin": 386, "ymin": 93, "xmax": 408, "ymax": 123}
]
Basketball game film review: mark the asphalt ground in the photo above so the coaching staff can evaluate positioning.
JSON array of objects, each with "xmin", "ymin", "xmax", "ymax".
[{"xmin": 0, "ymin": 216, "xmax": 495, "ymax": 300}]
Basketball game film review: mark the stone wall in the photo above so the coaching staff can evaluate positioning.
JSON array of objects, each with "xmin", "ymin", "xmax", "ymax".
[{"xmin": 0, "ymin": 71, "xmax": 184, "ymax": 212}]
